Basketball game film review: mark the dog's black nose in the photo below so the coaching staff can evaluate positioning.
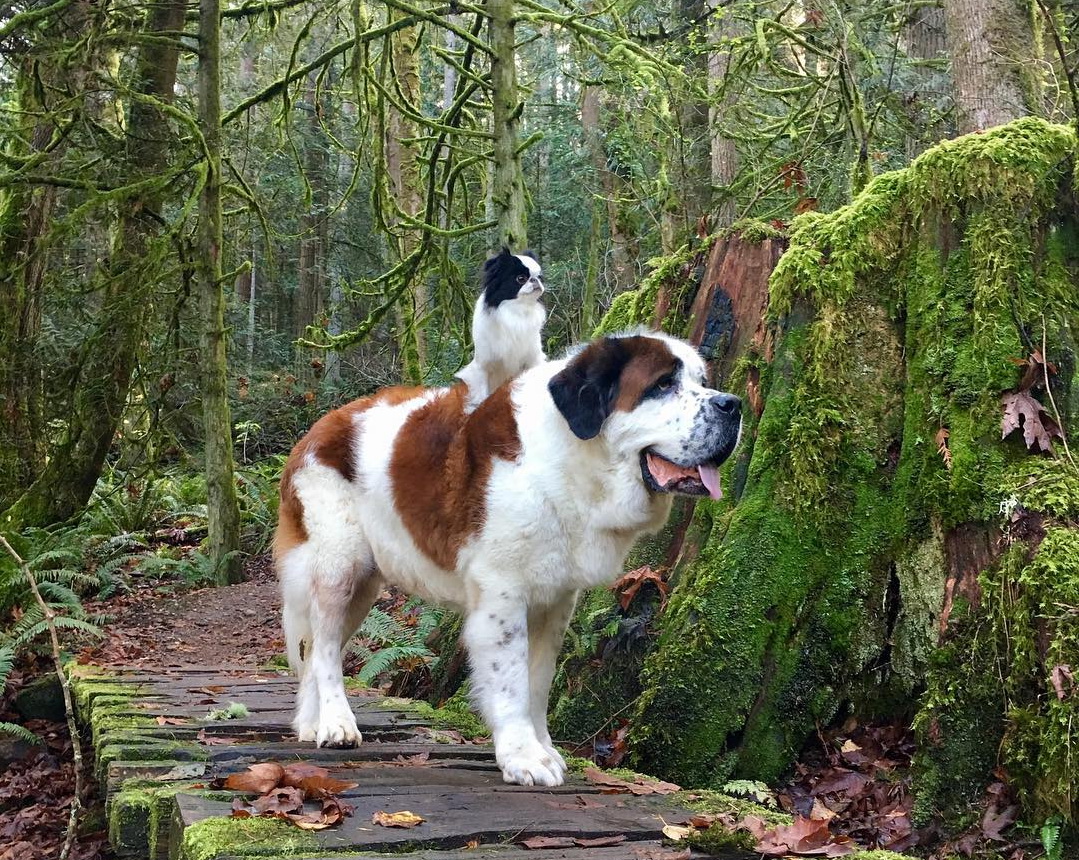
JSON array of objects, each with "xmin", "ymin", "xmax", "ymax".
[{"xmin": 710, "ymin": 393, "xmax": 741, "ymax": 416}]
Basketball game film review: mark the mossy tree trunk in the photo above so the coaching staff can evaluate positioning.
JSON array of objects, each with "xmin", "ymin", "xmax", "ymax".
[
  {"xmin": 628, "ymin": 119, "xmax": 1079, "ymax": 830},
  {"xmin": 197, "ymin": 0, "xmax": 243, "ymax": 585},
  {"xmin": 489, "ymin": 0, "xmax": 527, "ymax": 251}
]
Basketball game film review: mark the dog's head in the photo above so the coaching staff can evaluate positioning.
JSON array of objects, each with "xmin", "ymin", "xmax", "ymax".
[
  {"xmin": 482, "ymin": 247, "xmax": 544, "ymax": 307},
  {"xmin": 547, "ymin": 332, "xmax": 740, "ymax": 499}
]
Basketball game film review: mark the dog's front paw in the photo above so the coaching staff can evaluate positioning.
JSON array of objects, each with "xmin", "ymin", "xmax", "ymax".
[
  {"xmin": 315, "ymin": 709, "xmax": 362, "ymax": 749},
  {"xmin": 498, "ymin": 740, "xmax": 565, "ymax": 787},
  {"xmin": 294, "ymin": 720, "xmax": 318, "ymax": 743},
  {"xmin": 540, "ymin": 742, "xmax": 567, "ymax": 780}
]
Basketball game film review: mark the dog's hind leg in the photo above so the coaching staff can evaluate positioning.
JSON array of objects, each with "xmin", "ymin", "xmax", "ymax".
[
  {"xmin": 526, "ymin": 592, "xmax": 578, "ymax": 780},
  {"xmin": 306, "ymin": 557, "xmax": 380, "ymax": 749},
  {"xmin": 464, "ymin": 589, "xmax": 563, "ymax": 787},
  {"xmin": 278, "ymin": 544, "xmax": 320, "ymax": 741}
]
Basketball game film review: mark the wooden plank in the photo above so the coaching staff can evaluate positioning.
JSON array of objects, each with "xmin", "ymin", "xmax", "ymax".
[
  {"xmin": 213, "ymin": 845, "xmax": 715, "ymax": 859},
  {"xmin": 171, "ymin": 790, "xmax": 697, "ymax": 854}
]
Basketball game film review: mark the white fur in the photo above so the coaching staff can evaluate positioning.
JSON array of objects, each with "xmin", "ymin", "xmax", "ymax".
[{"xmin": 278, "ymin": 331, "xmax": 734, "ymax": 785}]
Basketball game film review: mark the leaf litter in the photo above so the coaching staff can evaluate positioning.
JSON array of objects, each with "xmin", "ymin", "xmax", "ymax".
[{"xmin": 216, "ymin": 761, "xmax": 357, "ymax": 831}]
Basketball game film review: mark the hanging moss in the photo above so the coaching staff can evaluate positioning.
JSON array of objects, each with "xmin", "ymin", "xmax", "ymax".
[{"xmin": 632, "ymin": 117, "xmax": 1079, "ymax": 832}]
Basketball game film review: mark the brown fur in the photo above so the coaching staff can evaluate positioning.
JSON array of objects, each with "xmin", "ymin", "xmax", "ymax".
[
  {"xmin": 390, "ymin": 383, "xmax": 521, "ymax": 570},
  {"xmin": 273, "ymin": 385, "xmax": 425, "ymax": 559},
  {"xmin": 613, "ymin": 337, "xmax": 680, "ymax": 413}
]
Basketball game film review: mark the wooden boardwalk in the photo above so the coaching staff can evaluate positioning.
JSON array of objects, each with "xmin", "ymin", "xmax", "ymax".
[{"xmin": 72, "ymin": 666, "xmax": 751, "ymax": 860}]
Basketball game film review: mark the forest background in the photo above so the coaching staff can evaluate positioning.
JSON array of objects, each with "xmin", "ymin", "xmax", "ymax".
[{"xmin": 0, "ymin": 0, "xmax": 1077, "ymax": 856}]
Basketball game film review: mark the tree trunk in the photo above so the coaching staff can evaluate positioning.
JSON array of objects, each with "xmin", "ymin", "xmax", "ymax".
[
  {"xmin": 582, "ymin": 86, "xmax": 638, "ymax": 302},
  {"xmin": 385, "ymin": 12, "xmax": 428, "ymax": 383},
  {"xmin": 670, "ymin": 0, "xmax": 712, "ymax": 233},
  {"xmin": 903, "ymin": 2, "xmax": 950, "ymax": 159},
  {"xmin": 488, "ymin": 0, "xmax": 527, "ymax": 250},
  {"xmin": 629, "ymin": 120, "xmax": 1079, "ymax": 833},
  {"xmin": 709, "ymin": 10, "xmax": 741, "ymax": 229},
  {"xmin": 295, "ymin": 73, "xmax": 330, "ymax": 389},
  {"xmin": 1, "ymin": 0, "xmax": 187, "ymax": 531},
  {"xmin": 943, "ymin": 0, "xmax": 1040, "ymax": 132},
  {"xmin": 197, "ymin": 0, "xmax": 243, "ymax": 584}
]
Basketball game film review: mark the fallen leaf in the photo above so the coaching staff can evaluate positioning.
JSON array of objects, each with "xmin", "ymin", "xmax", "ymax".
[
  {"xmin": 224, "ymin": 762, "xmax": 285, "ymax": 794},
  {"xmin": 982, "ymin": 803, "xmax": 1018, "ymax": 841},
  {"xmin": 155, "ymin": 716, "xmax": 190, "ymax": 726},
  {"xmin": 465, "ymin": 839, "xmax": 480, "ymax": 849},
  {"xmin": 251, "ymin": 786, "xmax": 304, "ymax": 815},
  {"xmin": 574, "ymin": 834, "xmax": 627, "ymax": 847},
  {"xmin": 372, "ymin": 810, "xmax": 425, "ymax": 828},
  {"xmin": 662, "ymin": 823, "xmax": 695, "ymax": 841},
  {"xmin": 612, "ymin": 565, "xmax": 671, "ymax": 611},
  {"xmin": 520, "ymin": 836, "xmax": 576, "ymax": 849},
  {"xmin": 583, "ymin": 767, "xmax": 680, "ymax": 795},
  {"xmin": 1001, "ymin": 390, "xmax": 1062, "ymax": 453},
  {"xmin": 1050, "ymin": 664, "xmax": 1073, "ymax": 700}
]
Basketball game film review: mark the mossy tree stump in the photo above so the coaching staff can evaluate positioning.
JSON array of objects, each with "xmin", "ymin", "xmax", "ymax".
[{"xmin": 621, "ymin": 118, "xmax": 1078, "ymax": 833}]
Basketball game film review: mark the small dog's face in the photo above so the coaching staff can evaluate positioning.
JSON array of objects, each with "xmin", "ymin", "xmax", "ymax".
[
  {"xmin": 548, "ymin": 333, "xmax": 741, "ymax": 499},
  {"xmin": 483, "ymin": 247, "xmax": 544, "ymax": 307}
]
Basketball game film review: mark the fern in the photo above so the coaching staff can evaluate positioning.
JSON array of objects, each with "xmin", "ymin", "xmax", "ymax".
[
  {"xmin": 0, "ymin": 722, "xmax": 41, "ymax": 745},
  {"xmin": 1041, "ymin": 818, "xmax": 1063, "ymax": 860},
  {"xmin": 348, "ymin": 600, "xmax": 445, "ymax": 685}
]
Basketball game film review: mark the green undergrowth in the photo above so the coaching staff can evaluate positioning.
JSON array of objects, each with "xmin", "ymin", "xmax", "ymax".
[{"xmin": 627, "ymin": 117, "xmax": 1079, "ymax": 837}]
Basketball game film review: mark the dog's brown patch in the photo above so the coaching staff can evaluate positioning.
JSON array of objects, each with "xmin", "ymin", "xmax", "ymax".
[
  {"xmin": 613, "ymin": 337, "xmax": 680, "ymax": 412},
  {"xmin": 274, "ymin": 386, "xmax": 425, "ymax": 559},
  {"xmin": 391, "ymin": 384, "xmax": 521, "ymax": 570}
]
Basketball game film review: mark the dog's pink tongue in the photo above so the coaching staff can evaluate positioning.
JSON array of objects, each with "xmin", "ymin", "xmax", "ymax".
[{"xmin": 698, "ymin": 464, "xmax": 722, "ymax": 499}]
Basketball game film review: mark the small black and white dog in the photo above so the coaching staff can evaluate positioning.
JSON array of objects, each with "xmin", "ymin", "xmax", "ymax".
[{"xmin": 456, "ymin": 248, "xmax": 546, "ymax": 410}]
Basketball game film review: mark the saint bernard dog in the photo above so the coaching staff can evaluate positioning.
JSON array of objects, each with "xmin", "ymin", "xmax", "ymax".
[
  {"xmin": 456, "ymin": 248, "xmax": 547, "ymax": 411},
  {"xmin": 274, "ymin": 330, "xmax": 741, "ymax": 787}
]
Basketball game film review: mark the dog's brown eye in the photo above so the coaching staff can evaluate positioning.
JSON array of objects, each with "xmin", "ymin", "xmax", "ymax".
[
  {"xmin": 517, "ymin": 274, "xmax": 528, "ymax": 285},
  {"xmin": 648, "ymin": 374, "xmax": 676, "ymax": 398}
]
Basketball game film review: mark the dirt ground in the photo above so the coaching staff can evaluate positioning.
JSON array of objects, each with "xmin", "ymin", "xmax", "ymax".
[{"xmin": 83, "ymin": 554, "xmax": 284, "ymax": 670}]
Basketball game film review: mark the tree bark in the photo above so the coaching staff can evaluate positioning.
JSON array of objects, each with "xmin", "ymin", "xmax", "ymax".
[
  {"xmin": 488, "ymin": 0, "xmax": 527, "ymax": 250},
  {"xmin": 709, "ymin": 9, "xmax": 741, "ymax": 229},
  {"xmin": 197, "ymin": 0, "xmax": 243, "ymax": 584},
  {"xmin": 943, "ymin": 0, "xmax": 1040, "ymax": 132}
]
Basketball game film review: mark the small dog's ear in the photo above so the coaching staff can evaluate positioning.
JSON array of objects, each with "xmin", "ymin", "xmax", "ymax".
[{"xmin": 548, "ymin": 338, "xmax": 626, "ymax": 440}]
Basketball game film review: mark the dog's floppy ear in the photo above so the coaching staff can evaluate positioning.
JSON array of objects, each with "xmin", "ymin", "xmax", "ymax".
[{"xmin": 548, "ymin": 338, "xmax": 627, "ymax": 440}]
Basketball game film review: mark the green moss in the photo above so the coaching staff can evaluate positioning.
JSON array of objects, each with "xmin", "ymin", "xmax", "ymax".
[
  {"xmin": 392, "ymin": 694, "xmax": 488, "ymax": 740},
  {"xmin": 109, "ymin": 781, "xmax": 197, "ymax": 859},
  {"xmin": 675, "ymin": 789, "xmax": 790, "ymax": 826},
  {"xmin": 685, "ymin": 822, "xmax": 757, "ymax": 853},
  {"xmin": 727, "ymin": 218, "xmax": 786, "ymax": 244},
  {"xmin": 177, "ymin": 816, "xmax": 317, "ymax": 860}
]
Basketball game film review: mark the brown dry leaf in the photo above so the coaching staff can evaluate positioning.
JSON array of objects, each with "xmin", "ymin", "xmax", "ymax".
[
  {"xmin": 155, "ymin": 716, "xmax": 190, "ymax": 726},
  {"xmin": 229, "ymin": 796, "xmax": 253, "ymax": 819},
  {"xmin": 575, "ymin": 835, "xmax": 627, "ymax": 847},
  {"xmin": 520, "ymin": 836, "xmax": 576, "ymax": 849},
  {"xmin": 282, "ymin": 762, "xmax": 330, "ymax": 785},
  {"xmin": 1008, "ymin": 350, "xmax": 1057, "ymax": 392},
  {"xmin": 392, "ymin": 752, "xmax": 431, "ymax": 766},
  {"xmin": 1001, "ymin": 390, "xmax": 1062, "ymax": 453},
  {"xmin": 583, "ymin": 766, "xmax": 680, "ymax": 795},
  {"xmin": 1050, "ymin": 664, "xmax": 1073, "ymax": 700},
  {"xmin": 981, "ymin": 803, "xmax": 1018, "ymax": 841},
  {"xmin": 224, "ymin": 762, "xmax": 285, "ymax": 794},
  {"xmin": 372, "ymin": 810, "xmax": 425, "ymax": 828},
  {"xmin": 465, "ymin": 839, "xmax": 480, "ymax": 849},
  {"xmin": 251, "ymin": 787, "xmax": 304, "ymax": 816},
  {"xmin": 296, "ymin": 774, "xmax": 358, "ymax": 798},
  {"xmin": 794, "ymin": 197, "xmax": 819, "ymax": 215},
  {"xmin": 611, "ymin": 565, "xmax": 670, "ymax": 611}
]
